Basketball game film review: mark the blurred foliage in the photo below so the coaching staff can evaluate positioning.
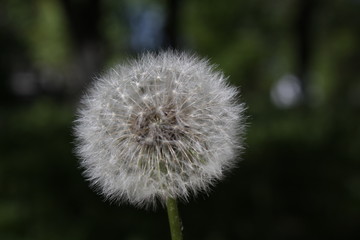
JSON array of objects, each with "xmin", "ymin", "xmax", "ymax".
[{"xmin": 1, "ymin": 0, "xmax": 360, "ymax": 239}]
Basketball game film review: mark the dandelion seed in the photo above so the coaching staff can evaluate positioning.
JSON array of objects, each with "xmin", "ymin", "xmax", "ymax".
[{"xmin": 73, "ymin": 51, "xmax": 246, "ymax": 208}]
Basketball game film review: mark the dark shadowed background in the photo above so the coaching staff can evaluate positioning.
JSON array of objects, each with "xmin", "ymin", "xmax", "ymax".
[{"xmin": 1, "ymin": 0, "xmax": 360, "ymax": 239}]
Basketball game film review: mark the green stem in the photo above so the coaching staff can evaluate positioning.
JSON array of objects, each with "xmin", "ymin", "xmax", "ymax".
[{"xmin": 166, "ymin": 197, "xmax": 183, "ymax": 240}]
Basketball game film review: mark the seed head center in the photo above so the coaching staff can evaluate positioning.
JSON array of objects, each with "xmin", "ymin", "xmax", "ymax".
[{"xmin": 130, "ymin": 107, "xmax": 179, "ymax": 145}]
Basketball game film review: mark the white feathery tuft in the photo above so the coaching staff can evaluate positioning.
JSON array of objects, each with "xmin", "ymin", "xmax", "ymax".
[{"xmin": 73, "ymin": 51, "xmax": 246, "ymax": 208}]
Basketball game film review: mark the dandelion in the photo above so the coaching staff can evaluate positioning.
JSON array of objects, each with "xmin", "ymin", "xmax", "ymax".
[{"xmin": 73, "ymin": 51, "xmax": 246, "ymax": 239}]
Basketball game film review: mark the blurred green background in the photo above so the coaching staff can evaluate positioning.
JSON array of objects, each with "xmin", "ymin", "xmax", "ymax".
[{"xmin": 1, "ymin": 0, "xmax": 360, "ymax": 239}]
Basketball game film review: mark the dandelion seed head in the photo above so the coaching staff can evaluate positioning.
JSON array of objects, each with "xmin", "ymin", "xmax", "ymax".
[{"xmin": 74, "ymin": 51, "xmax": 246, "ymax": 207}]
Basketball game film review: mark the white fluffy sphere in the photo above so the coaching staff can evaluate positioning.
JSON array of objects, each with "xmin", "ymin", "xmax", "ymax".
[{"xmin": 74, "ymin": 51, "xmax": 246, "ymax": 207}]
